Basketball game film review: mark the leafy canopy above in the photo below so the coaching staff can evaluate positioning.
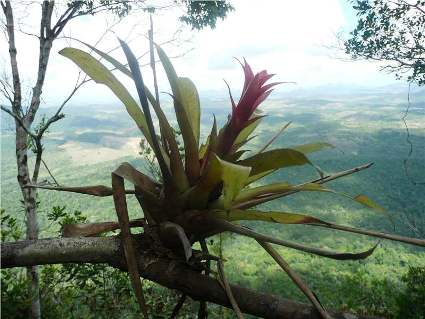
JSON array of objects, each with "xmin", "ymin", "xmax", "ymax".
[{"xmin": 345, "ymin": 0, "xmax": 425, "ymax": 85}]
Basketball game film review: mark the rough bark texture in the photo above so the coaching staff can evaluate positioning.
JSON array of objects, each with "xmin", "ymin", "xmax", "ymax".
[{"xmin": 1, "ymin": 236, "xmax": 383, "ymax": 319}]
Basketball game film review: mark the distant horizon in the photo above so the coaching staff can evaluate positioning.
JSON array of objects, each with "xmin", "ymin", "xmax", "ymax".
[{"xmin": 31, "ymin": 81, "xmax": 424, "ymax": 110}]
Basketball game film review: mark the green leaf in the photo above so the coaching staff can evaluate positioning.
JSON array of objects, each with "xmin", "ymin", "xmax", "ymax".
[
  {"xmin": 215, "ymin": 155, "xmax": 251, "ymax": 208},
  {"xmin": 199, "ymin": 138, "xmax": 209, "ymax": 159},
  {"xmin": 212, "ymin": 209, "xmax": 327, "ymax": 225},
  {"xmin": 59, "ymin": 47, "xmax": 152, "ymax": 146},
  {"xmin": 119, "ymin": 40, "xmax": 172, "ymax": 186},
  {"xmin": 75, "ymin": 39, "xmax": 132, "ymax": 77},
  {"xmin": 177, "ymin": 77, "xmax": 201, "ymax": 146},
  {"xmin": 235, "ymin": 182, "xmax": 328, "ymax": 204},
  {"xmin": 238, "ymin": 148, "xmax": 314, "ymax": 176},
  {"xmin": 245, "ymin": 169, "xmax": 276, "ymax": 185},
  {"xmin": 216, "ymin": 218, "xmax": 379, "ymax": 260},
  {"xmin": 234, "ymin": 115, "xmax": 263, "ymax": 145},
  {"xmin": 75, "ymin": 42, "xmax": 177, "ymax": 171},
  {"xmin": 227, "ymin": 150, "xmax": 248, "ymax": 162},
  {"xmin": 71, "ymin": 42, "xmax": 189, "ymax": 188},
  {"xmin": 291, "ymin": 142, "xmax": 334, "ymax": 154},
  {"xmin": 234, "ymin": 180, "xmax": 392, "ymax": 225},
  {"xmin": 353, "ymin": 194, "xmax": 393, "ymax": 225},
  {"xmin": 200, "ymin": 117, "xmax": 218, "ymax": 175},
  {"xmin": 156, "ymin": 45, "xmax": 200, "ymax": 183},
  {"xmin": 144, "ymin": 82, "xmax": 189, "ymax": 191},
  {"xmin": 185, "ymin": 153, "xmax": 223, "ymax": 209},
  {"xmin": 354, "ymin": 194, "xmax": 385, "ymax": 212},
  {"xmin": 185, "ymin": 153, "xmax": 250, "ymax": 209}
]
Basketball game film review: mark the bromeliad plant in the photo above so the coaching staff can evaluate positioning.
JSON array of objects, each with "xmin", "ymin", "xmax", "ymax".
[{"xmin": 37, "ymin": 40, "xmax": 425, "ymax": 319}]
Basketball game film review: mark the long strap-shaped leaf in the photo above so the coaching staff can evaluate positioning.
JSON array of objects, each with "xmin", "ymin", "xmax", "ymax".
[
  {"xmin": 75, "ymin": 41, "xmax": 179, "ymax": 176},
  {"xmin": 147, "ymin": 93, "xmax": 189, "ymax": 192},
  {"xmin": 199, "ymin": 117, "xmax": 218, "ymax": 175},
  {"xmin": 314, "ymin": 222, "xmax": 425, "ymax": 247},
  {"xmin": 59, "ymin": 47, "xmax": 153, "ymax": 147},
  {"xmin": 233, "ymin": 182, "xmax": 391, "ymax": 223},
  {"xmin": 244, "ymin": 169, "xmax": 276, "ymax": 186},
  {"xmin": 238, "ymin": 148, "xmax": 319, "ymax": 176},
  {"xmin": 257, "ymin": 240, "xmax": 332, "ymax": 319},
  {"xmin": 291, "ymin": 142, "xmax": 334, "ymax": 154},
  {"xmin": 119, "ymin": 39, "xmax": 172, "ymax": 188},
  {"xmin": 256, "ymin": 121, "xmax": 291, "ymax": 154},
  {"xmin": 242, "ymin": 143, "xmax": 333, "ymax": 185},
  {"xmin": 212, "ymin": 209, "xmax": 326, "ymax": 225},
  {"xmin": 112, "ymin": 169, "xmax": 149, "ymax": 318},
  {"xmin": 236, "ymin": 162, "xmax": 375, "ymax": 208},
  {"xmin": 113, "ymin": 162, "xmax": 159, "ymax": 194},
  {"xmin": 75, "ymin": 39, "xmax": 188, "ymax": 191},
  {"xmin": 156, "ymin": 45, "xmax": 200, "ymax": 184},
  {"xmin": 213, "ymin": 209, "xmax": 425, "ymax": 248},
  {"xmin": 212, "ymin": 218, "xmax": 378, "ymax": 260},
  {"xmin": 234, "ymin": 115, "xmax": 263, "ymax": 145}
]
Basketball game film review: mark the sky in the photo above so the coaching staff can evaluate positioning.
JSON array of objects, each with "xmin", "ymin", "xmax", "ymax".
[{"xmin": 0, "ymin": 0, "xmax": 399, "ymax": 108}]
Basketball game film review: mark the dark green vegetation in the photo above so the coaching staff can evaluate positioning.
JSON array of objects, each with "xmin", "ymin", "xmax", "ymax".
[{"xmin": 1, "ymin": 85, "xmax": 425, "ymax": 318}]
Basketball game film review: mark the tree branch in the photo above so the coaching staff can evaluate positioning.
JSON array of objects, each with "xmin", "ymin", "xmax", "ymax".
[
  {"xmin": 1, "ymin": 236, "xmax": 381, "ymax": 319},
  {"xmin": 3, "ymin": 0, "xmax": 22, "ymax": 116},
  {"xmin": 0, "ymin": 105, "xmax": 35, "ymax": 138}
]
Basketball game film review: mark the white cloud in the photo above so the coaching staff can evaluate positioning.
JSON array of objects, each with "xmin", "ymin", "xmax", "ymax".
[{"xmin": 0, "ymin": 0, "xmax": 397, "ymax": 109}]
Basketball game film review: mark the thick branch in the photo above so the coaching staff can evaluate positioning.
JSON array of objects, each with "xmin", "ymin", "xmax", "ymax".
[
  {"xmin": 26, "ymin": 1, "xmax": 54, "ymax": 124},
  {"xmin": 1, "ymin": 236, "xmax": 381, "ymax": 319},
  {"xmin": 3, "ymin": 0, "xmax": 22, "ymax": 115}
]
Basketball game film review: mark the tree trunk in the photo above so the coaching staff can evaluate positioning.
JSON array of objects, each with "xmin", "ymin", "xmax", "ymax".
[
  {"xmin": 5, "ymin": 0, "xmax": 54, "ymax": 316},
  {"xmin": 15, "ymin": 124, "xmax": 41, "ymax": 319}
]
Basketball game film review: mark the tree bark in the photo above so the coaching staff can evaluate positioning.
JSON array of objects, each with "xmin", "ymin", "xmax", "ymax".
[
  {"xmin": 2, "ymin": 1, "xmax": 55, "ymax": 318},
  {"xmin": 1, "ymin": 236, "xmax": 383, "ymax": 319}
]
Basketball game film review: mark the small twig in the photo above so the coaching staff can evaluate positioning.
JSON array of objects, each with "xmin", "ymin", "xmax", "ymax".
[
  {"xmin": 0, "ymin": 79, "xmax": 13, "ymax": 103},
  {"xmin": 402, "ymin": 83, "xmax": 424, "ymax": 185},
  {"xmin": 41, "ymin": 158, "xmax": 58, "ymax": 185},
  {"xmin": 0, "ymin": 105, "xmax": 36, "ymax": 139},
  {"xmin": 169, "ymin": 293, "xmax": 186, "ymax": 319},
  {"xmin": 37, "ymin": 78, "xmax": 88, "ymax": 139}
]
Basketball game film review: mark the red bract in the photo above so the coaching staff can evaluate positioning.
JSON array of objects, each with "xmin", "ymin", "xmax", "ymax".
[
  {"xmin": 232, "ymin": 60, "xmax": 278, "ymax": 129},
  {"xmin": 219, "ymin": 59, "xmax": 280, "ymax": 155}
]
